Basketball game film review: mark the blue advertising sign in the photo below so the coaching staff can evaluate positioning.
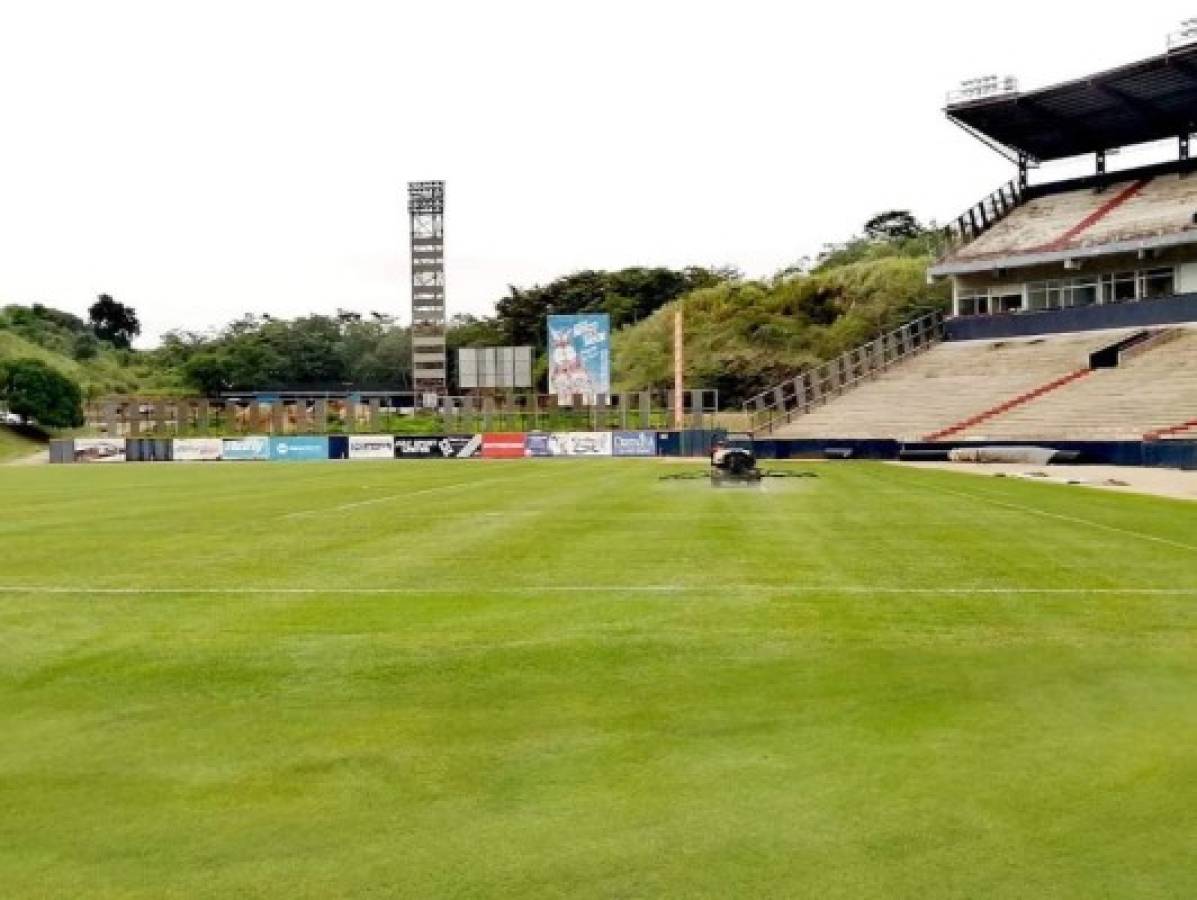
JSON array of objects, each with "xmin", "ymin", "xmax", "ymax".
[
  {"xmin": 524, "ymin": 432, "xmax": 552, "ymax": 457},
  {"xmin": 612, "ymin": 430, "xmax": 657, "ymax": 457},
  {"xmin": 655, "ymin": 431, "xmax": 682, "ymax": 457},
  {"xmin": 547, "ymin": 314, "xmax": 610, "ymax": 398},
  {"xmin": 222, "ymin": 436, "xmax": 270, "ymax": 461},
  {"xmin": 268, "ymin": 436, "xmax": 329, "ymax": 462}
]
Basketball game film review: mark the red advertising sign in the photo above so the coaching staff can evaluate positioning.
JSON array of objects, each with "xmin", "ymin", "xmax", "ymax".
[{"xmin": 481, "ymin": 432, "xmax": 526, "ymax": 459}]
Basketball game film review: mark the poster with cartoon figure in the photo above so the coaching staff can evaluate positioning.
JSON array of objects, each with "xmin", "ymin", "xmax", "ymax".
[{"xmin": 547, "ymin": 314, "xmax": 610, "ymax": 401}]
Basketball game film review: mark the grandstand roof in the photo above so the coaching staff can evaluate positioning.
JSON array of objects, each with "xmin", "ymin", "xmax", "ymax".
[{"xmin": 947, "ymin": 44, "xmax": 1197, "ymax": 161}]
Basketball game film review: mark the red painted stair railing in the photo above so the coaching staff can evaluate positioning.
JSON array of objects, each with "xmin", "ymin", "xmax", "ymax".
[{"xmin": 923, "ymin": 368, "xmax": 1095, "ymax": 442}]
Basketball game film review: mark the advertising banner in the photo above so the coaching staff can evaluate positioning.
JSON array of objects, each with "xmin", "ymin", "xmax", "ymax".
[
  {"xmin": 395, "ymin": 435, "xmax": 482, "ymax": 459},
  {"xmin": 482, "ymin": 432, "xmax": 526, "ymax": 459},
  {"xmin": 348, "ymin": 435, "xmax": 395, "ymax": 460},
  {"xmin": 73, "ymin": 438, "xmax": 126, "ymax": 463},
  {"xmin": 269, "ymin": 436, "xmax": 329, "ymax": 462},
  {"xmin": 612, "ymin": 430, "xmax": 658, "ymax": 457},
  {"xmin": 524, "ymin": 432, "xmax": 553, "ymax": 457},
  {"xmin": 547, "ymin": 314, "xmax": 610, "ymax": 399},
  {"xmin": 173, "ymin": 438, "xmax": 223, "ymax": 462},
  {"xmin": 547, "ymin": 432, "xmax": 613, "ymax": 457},
  {"xmin": 222, "ymin": 436, "xmax": 270, "ymax": 461}
]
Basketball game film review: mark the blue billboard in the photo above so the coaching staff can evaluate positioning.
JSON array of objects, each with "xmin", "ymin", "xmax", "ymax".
[
  {"xmin": 612, "ymin": 431, "xmax": 657, "ymax": 457},
  {"xmin": 547, "ymin": 314, "xmax": 610, "ymax": 398},
  {"xmin": 268, "ymin": 436, "xmax": 329, "ymax": 462},
  {"xmin": 525, "ymin": 432, "xmax": 552, "ymax": 457},
  {"xmin": 222, "ymin": 436, "xmax": 270, "ymax": 461}
]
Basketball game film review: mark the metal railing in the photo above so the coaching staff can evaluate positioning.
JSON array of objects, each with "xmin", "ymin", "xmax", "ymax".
[
  {"xmin": 944, "ymin": 179, "xmax": 1022, "ymax": 248},
  {"xmin": 743, "ymin": 311, "xmax": 946, "ymax": 435}
]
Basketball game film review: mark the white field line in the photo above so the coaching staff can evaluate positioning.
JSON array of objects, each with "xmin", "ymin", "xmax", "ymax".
[
  {"xmin": 925, "ymin": 483, "xmax": 1197, "ymax": 554},
  {"xmin": 1, "ymin": 585, "xmax": 1196, "ymax": 597},
  {"xmin": 280, "ymin": 481, "xmax": 474, "ymax": 520}
]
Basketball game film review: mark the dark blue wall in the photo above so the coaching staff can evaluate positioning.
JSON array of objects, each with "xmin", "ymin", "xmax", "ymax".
[
  {"xmin": 946, "ymin": 294, "xmax": 1197, "ymax": 341},
  {"xmin": 747, "ymin": 438, "xmax": 1197, "ymax": 470}
]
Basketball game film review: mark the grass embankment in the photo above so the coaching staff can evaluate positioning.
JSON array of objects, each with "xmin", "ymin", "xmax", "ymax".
[{"xmin": 0, "ymin": 424, "xmax": 45, "ymax": 462}]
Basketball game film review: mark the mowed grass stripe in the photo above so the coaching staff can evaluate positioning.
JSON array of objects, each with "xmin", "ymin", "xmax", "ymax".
[{"xmin": 2, "ymin": 460, "xmax": 1197, "ymax": 898}]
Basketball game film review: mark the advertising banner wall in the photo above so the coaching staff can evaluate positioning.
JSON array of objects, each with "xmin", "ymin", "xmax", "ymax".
[
  {"xmin": 547, "ymin": 314, "xmax": 610, "ymax": 399},
  {"xmin": 73, "ymin": 438, "xmax": 127, "ymax": 463},
  {"xmin": 173, "ymin": 438, "xmax": 223, "ymax": 462},
  {"xmin": 612, "ymin": 430, "xmax": 657, "ymax": 457},
  {"xmin": 269, "ymin": 436, "xmax": 329, "ymax": 462},
  {"xmin": 395, "ymin": 435, "xmax": 482, "ymax": 459},
  {"xmin": 348, "ymin": 435, "xmax": 395, "ymax": 460},
  {"xmin": 548, "ymin": 432, "xmax": 613, "ymax": 457},
  {"xmin": 482, "ymin": 432, "xmax": 526, "ymax": 459},
  {"xmin": 222, "ymin": 436, "xmax": 270, "ymax": 461}
]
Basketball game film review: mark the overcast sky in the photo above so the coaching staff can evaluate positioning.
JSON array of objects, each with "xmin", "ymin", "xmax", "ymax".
[{"xmin": 2, "ymin": 1, "xmax": 1194, "ymax": 345}]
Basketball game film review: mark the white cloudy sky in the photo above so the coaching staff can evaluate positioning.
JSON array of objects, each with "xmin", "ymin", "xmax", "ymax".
[{"xmin": 1, "ymin": 0, "xmax": 1193, "ymax": 344}]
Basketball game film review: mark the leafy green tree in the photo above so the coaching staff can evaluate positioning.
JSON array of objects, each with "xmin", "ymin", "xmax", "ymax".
[
  {"xmin": 864, "ymin": 210, "xmax": 923, "ymax": 241},
  {"xmin": 0, "ymin": 358, "xmax": 85, "ymax": 427},
  {"xmin": 88, "ymin": 295, "xmax": 141, "ymax": 349}
]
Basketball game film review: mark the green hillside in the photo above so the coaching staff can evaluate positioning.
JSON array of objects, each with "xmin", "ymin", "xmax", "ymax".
[
  {"xmin": 0, "ymin": 308, "xmax": 177, "ymax": 400},
  {"xmin": 614, "ymin": 255, "xmax": 950, "ymax": 406},
  {"xmin": 0, "ymin": 424, "xmax": 44, "ymax": 463}
]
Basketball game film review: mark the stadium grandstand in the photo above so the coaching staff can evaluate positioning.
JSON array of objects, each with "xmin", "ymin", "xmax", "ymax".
[{"xmin": 748, "ymin": 32, "xmax": 1197, "ymax": 445}]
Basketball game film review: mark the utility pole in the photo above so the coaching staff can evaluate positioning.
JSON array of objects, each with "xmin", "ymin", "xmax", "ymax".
[{"xmin": 673, "ymin": 305, "xmax": 684, "ymax": 429}]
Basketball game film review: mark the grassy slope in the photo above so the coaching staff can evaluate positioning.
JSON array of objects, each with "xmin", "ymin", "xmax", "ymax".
[
  {"xmin": 613, "ymin": 256, "xmax": 949, "ymax": 401},
  {"xmin": 0, "ymin": 329, "xmax": 164, "ymax": 398},
  {"xmin": 0, "ymin": 424, "xmax": 44, "ymax": 462},
  {"xmin": 0, "ymin": 461, "xmax": 1195, "ymax": 898}
]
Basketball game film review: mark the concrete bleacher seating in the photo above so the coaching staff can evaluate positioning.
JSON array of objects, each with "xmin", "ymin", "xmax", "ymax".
[
  {"xmin": 1077, "ymin": 174, "xmax": 1197, "ymax": 248},
  {"xmin": 772, "ymin": 330, "xmax": 1131, "ymax": 440},
  {"xmin": 953, "ymin": 327, "xmax": 1197, "ymax": 441},
  {"xmin": 950, "ymin": 173, "xmax": 1197, "ymax": 263},
  {"xmin": 954, "ymin": 185, "xmax": 1127, "ymax": 260}
]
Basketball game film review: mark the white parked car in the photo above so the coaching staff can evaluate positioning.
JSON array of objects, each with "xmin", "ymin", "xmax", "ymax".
[{"xmin": 1, "ymin": 411, "xmax": 22, "ymax": 425}]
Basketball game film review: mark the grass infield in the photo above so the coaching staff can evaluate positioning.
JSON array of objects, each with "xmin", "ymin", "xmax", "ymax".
[{"xmin": 1, "ymin": 459, "xmax": 1196, "ymax": 898}]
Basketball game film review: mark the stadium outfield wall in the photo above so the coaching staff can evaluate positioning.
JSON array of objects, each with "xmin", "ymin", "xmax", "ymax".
[{"xmin": 50, "ymin": 432, "xmax": 1197, "ymax": 470}]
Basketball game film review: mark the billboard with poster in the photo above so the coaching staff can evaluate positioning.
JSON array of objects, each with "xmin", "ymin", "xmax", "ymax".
[
  {"xmin": 348, "ymin": 435, "xmax": 395, "ymax": 460},
  {"xmin": 547, "ymin": 432, "xmax": 612, "ymax": 457},
  {"xmin": 73, "ymin": 438, "xmax": 126, "ymax": 463},
  {"xmin": 547, "ymin": 314, "xmax": 610, "ymax": 399}
]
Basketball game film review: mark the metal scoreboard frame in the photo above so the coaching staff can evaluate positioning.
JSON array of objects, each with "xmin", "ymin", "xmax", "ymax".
[
  {"xmin": 457, "ymin": 346, "xmax": 534, "ymax": 390},
  {"xmin": 408, "ymin": 181, "xmax": 446, "ymax": 395}
]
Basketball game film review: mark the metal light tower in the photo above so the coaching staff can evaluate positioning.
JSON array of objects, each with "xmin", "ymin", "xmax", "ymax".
[{"xmin": 408, "ymin": 180, "xmax": 447, "ymax": 397}]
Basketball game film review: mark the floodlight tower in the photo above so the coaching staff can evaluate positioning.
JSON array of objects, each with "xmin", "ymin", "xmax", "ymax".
[{"xmin": 407, "ymin": 180, "xmax": 447, "ymax": 397}]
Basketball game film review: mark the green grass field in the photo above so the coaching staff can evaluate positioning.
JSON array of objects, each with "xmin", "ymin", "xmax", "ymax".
[{"xmin": 2, "ymin": 459, "xmax": 1196, "ymax": 898}]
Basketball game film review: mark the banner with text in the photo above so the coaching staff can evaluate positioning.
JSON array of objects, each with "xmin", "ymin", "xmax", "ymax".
[
  {"xmin": 268, "ymin": 437, "xmax": 329, "ymax": 462},
  {"xmin": 173, "ymin": 438, "xmax": 223, "ymax": 462},
  {"xmin": 548, "ymin": 432, "xmax": 613, "ymax": 457},
  {"xmin": 612, "ymin": 430, "xmax": 657, "ymax": 457},
  {"xmin": 395, "ymin": 435, "xmax": 482, "ymax": 459},
  {"xmin": 348, "ymin": 435, "xmax": 395, "ymax": 460},
  {"xmin": 222, "ymin": 436, "xmax": 270, "ymax": 461},
  {"xmin": 482, "ymin": 433, "xmax": 527, "ymax": 459}
]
